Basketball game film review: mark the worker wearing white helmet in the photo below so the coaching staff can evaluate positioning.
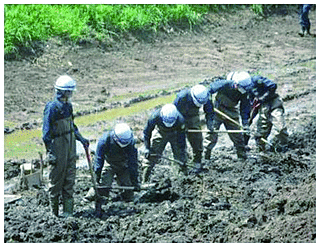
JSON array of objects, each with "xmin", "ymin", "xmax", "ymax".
[
  {"xmin": 204, "ymin": 71, "xmax": 252, "ymax": 161},
  {"xmin": 173, "ymin": 84, "xmax": 211, "ymax": 174},
  {"xmin": 142, "ymin": 104, "xmax": 187, "ymax": 182},
  {"xmin": 84, "ymin": 123, "xmax": 139, "ymax": 212},
  {"xmin": 248, "ymin": 75, "xmax": 289, "ymax": 152},
  {"xmin": 42, "ymin": 75, "xmax": 89, "ymax": 217}
]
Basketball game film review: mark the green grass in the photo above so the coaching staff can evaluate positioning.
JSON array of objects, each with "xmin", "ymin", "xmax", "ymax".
[
  {"xmin": 4, "ymin": 4, "xmax": 207, "ymax": 54},
  {"xmin": 4, "ymin": 94, "xmax": 175, "ymax": 160},
  {"xmin": 4, "ymin": 4, "xmax": 252, "ymax": 55}
]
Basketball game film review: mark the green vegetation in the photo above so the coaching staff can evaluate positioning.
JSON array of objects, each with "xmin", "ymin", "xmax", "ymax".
[{"xmin": 4, "ymin": 4, "xmax": 243, "ymax": 55}]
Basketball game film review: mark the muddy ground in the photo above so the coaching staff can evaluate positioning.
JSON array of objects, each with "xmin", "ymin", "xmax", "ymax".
[{"xmin": 3, "ymin": 6, "xmax": 316, "ymax": 243}]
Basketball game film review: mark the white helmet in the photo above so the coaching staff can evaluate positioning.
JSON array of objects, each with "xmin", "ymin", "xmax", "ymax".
[
  {"xmin": 227, "ymin": 71, "xmax": 252, "ymax": 93},
  {"xmin": 190, "ymin": 85, "xmax": 209, "ymax": 107},
  {"xmin": 113, "ymin": 123, "xmax": 133, "ymax": 147},
  {"xmin": 55, "ymin": 75, "xmax": 77, "ymax": 91},
  {"xmin": 160, "ymin": 104, "xmax": 179, "ymax": 127}
]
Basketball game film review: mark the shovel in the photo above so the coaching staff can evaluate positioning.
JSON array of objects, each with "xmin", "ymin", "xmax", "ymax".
[
  {"xmin": 187, "ymin": 129, "xmax": 249, "ymax": 134},
  {"xmin": 96, "ymin": 183, "xmax": 156, "ymax": 191},
  {"xmin": 84, "ymin": 146, "xmax": 102, "ymax": 216},
  {"xmin": 149, "ymin": 153, "xmax": 194, "ymax": 168}
]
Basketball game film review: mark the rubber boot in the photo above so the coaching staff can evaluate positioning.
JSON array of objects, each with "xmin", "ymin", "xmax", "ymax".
[
  {"xmin": 142, "ymin": 164, "xmax": 154, "ymax": 184},
  {"xmin": 62, "ymin": 198, "xmax": 74, "ymax": 218},
  {"xmin": 255, "ymin": 138, "xmax": 265, "ymax": 152},
  {"xmin": 236, "ymin": 146, "xmax": 247, "ymax": 160},
  {"xmin": 236, "ymin": 150, "xmax": 247, "ymax": 160},
  {"xmin": 243, "ymin": 133, "xmax": 250, "ymax": 146},
  {"xmin": 50, "ymin": 197, "xmax": 59, "ymax": 217},
  {"xmin": 204, "ymin": 149, "xmax": 211, "ymax": 161},
  {"xmin": 83, "ymin": 187, "xmax": 95, "ymax": 203},
  {"xmin": 189, "ymin": 162, "xmax": 203, "ymax": 175},
  {"xmin": 304, "ymin": 26, "xmax": 311, "ymax": 36},
  {"xmin": 95, "ymin": 197, "xmax": 103, "ymax": 218},
  {"xmin": 179, "ymin": 164, "xmax": 189, "ymax": 176}
]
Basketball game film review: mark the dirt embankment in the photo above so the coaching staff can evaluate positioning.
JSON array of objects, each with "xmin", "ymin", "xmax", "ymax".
[{"xmin": 4, "ymin": 6, "xmax": 316, "ymax": 243}]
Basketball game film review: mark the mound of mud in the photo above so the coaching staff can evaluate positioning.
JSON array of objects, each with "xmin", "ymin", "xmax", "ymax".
[{"xmin": 4, "ymin": 120, "xmax": 316, "ymax": 243}]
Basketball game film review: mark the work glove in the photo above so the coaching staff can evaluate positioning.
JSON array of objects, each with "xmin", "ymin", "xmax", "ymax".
[
  {"xmin": 46, "ymin": 152, "xmax": 57, "ymax": 166},
  {"xmin": 95, "ymin": 170, "xmax": 101, "ymax": 184},
  {"xmin": 258, "ymin": 92, "xmax": 269, "ymax": 103},
  {"xmin": 80, "ymin": 137, "xmax": 90, "ymax": 149},
  {"xmin": 207, "ymin": 120, "xmax": 214, "ymax": 132},
  {"xmin": 45, "ymin": 142, "xmax": 56, "ymax": 166},
  {"xmin": 144, "ymin": 148, "xmax": 151, "ymax": 159},
  {"xmin": 206, "ymin": 113, "xmax": 214, "ymax": 132},
  {"xmin": 242, "ymin": 124, "xmax": 250, "ymax": 133},
  {"xmin": 133, "ymin": 184, "xmax": 141, "ymax": 192},
  {"xmin": 242, "ymin": 124, "xmax": 251, "ymax": 146}
]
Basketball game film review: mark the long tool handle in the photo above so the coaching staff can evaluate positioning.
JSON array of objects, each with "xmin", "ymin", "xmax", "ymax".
[
  {"xmin": 213, "ymin": 107, "xmax": 270, "ymax": 146},
  {"xmin": 149, "ymin": 154, "xmax": 194, "ymax": 168},
  {"xmin": 150, "ymin": 153, "xmax": 184, "ymax": 166},
  {"xmin": 214, "ymin": 108, "xmax": 243, "ymax": 129},
  {"xmin": 187, "ymin": 129, "xmax": 249, "ymax": 134},
  {"xmin": 97, "ymin": 183, "xmax": 156, "ymax": 191},
  {"xmin": 84, "ymin": 147, "xmax": 100, "ymax": 199}
]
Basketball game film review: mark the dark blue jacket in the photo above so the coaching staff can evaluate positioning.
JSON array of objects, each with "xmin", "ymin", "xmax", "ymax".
[
  {"xmin": 209, "ymin": 79, "xmax": 251, "ymax": 125},
  {"xmin": 173, "ymin": 88, "xmax": 214, "ymax": 121},
  {"xmin": 143, "ymin": 108, "xmax": 186, "ymax": 150},
  {"xmin": 94, "ymin": 130, "xmax": 138, "ymax": 174},
  {"xmin": 249, "ymin": 76, "xmax": 277, "ymax": 102},
  {"xmin": 42, "ymin": 91, "xmax": 83, "ymax": 149}
]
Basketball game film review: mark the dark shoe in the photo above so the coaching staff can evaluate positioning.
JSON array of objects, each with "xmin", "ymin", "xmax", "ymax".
[
  {"xmin": 50, "ymin": 197, "xmax": 59, "ymax": 217},
  {"xmin": 179, "ymin": 165, "xmax": 189, "ymax": 176},
  {"xmin": 299, "ymin": 26, "xmax": 305, "ymax": 37},
  {"xmin": 237, "ymin": 151, "xmax": 247, "ymax": 160},
  {"xmin": 83, "ymin": 187, "xmax": 95, "ymax": 203},
  {"xmin": 189, "ymin": 163, "xmax": 208, "ymax": 174},
  {"xmin": 204, "ymin": 151, "xmax": 211, "ymax": 160},
  {"xmin": 62, "ymin": 198, "xmax": 74, "ymax": 218}
]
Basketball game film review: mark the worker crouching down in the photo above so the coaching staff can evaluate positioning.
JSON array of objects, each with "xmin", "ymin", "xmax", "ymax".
[
  {"xmin": 84, "ymin": 123, "xmax": 139, "ymax": 205},
  {"xmin": 42, "ymin": 75, "xmax": 89, "ymax": 217},
  {"xmin": 204, "ymin": 71, "xmax": 252, "ymax": 160},
  {"xmin": 249, "ymin": 76, "xmax": 289, "ymax": 152},
  {"xmin": 142, "ymin": 104, "xmax": 188, "ymax": 183}
]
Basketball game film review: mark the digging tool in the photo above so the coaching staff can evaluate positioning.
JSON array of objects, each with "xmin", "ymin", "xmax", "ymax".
[
  {"xmin": 96, "ymin": 182, "xmax": 169, "ymax": 205},
  {"xmin": 213, "ymin": 107, "xmax": 271, "ymax": 147},
  {"xmin": 84, "ymin": 146, "xmax": 102, "ymax": 215},
  {"xmin": 187, "ymin": 129, "xmax": 249, "ymax": 134},
  {"xmin": 149, "ymin": 153, "xmax": 194, "ymax": 168},
  {"xmin": 96, "ymin": 183, "xmax": 156, "ymax": 191}
]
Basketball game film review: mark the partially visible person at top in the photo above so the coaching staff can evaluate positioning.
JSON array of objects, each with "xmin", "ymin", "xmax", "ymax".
[{"xmin": 299, "ymin": 4, "xmax": 312, "ymax": 37}]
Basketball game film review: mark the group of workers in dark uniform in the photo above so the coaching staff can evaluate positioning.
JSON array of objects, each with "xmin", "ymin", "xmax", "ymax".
[{"xmin": 42, "ymin": 71, "xmax": 289, "ymax": 217}]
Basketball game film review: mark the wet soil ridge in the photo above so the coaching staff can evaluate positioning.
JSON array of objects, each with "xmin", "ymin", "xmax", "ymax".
[
  {"xmin": 4, "ymin": 79, "xmax": 316, "ymax": 134},
  {"xmin": 4, "ymin": 6, "xmax": 316, "ymax": 243}
]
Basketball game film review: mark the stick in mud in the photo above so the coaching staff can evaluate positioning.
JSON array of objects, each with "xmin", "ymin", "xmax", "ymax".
[
  {"xmin": 149, "ymin": 154, "xmax": 193, "ymax": 168},
  {"xmin": 213, "ymin": 107, "xmax": 272, "ymax": 148},
  {"xmin": 84, "ymin": 146, "xmax": 103, "ymax": 215}
]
